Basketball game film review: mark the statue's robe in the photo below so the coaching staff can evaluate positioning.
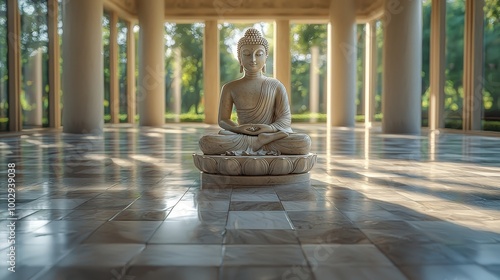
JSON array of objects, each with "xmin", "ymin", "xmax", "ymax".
[{"xmin": 199, "ymin": 78, "xmax": 311, "ymax": 155}]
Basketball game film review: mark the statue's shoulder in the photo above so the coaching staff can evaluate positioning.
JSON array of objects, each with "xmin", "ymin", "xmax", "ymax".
[
  {"xmin": 264, "ymin": 77, "xmax": 286, "ymax": 92},
  {"xmin": 221, "ymin": 79, "xmax": 242, "ymax": 92}
]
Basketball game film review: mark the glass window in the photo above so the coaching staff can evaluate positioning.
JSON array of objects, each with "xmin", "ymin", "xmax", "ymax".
[
  {"xmin": 117, "ymin": 19, "xmax": 128, "ymax": 123},
  {"xmin": 0, "ymin": 0, "xmax": 8, "ymax": 131},
  {"xmin": 444, "ymin": 0, "xmax": 465, "ymax": 129},
  {"xmin": 483, "ymin": 0, "xmax": 500, "ymax": 132},
  {"xmin": 289, "ymin": 23, "xmax": 328, "ymax": 123},
  {"xmin": 165, "ymin": 22, "xmax": 205, "ymax": 123},
  {"xmin": 19, "ymin": 0, "xmax": 50, "ymax": 128}
]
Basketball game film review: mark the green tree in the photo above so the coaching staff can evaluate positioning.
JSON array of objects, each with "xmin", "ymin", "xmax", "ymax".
[
  {"xmin": 165, "ymin": 23, "xmax": 204, "ymax": 115},
  {"xmin": 290, "ymin": 24, "xmax": 327, "ymax": 114}
]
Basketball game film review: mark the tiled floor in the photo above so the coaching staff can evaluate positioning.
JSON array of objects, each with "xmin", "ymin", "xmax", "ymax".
[{"xmin": 0, "ymin": 123, "xmax": 500, "ymax": 280}]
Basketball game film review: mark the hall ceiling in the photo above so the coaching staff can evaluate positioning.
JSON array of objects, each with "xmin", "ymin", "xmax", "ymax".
[{"xmin": 105, "ymin": 0, "xmax": 384, "ymax": 22}]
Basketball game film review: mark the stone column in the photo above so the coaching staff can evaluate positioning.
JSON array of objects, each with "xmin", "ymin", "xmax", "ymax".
[
  {"xmin": 62, "ymin": 0, "xmax": 103, "ymax": 133},
  {"xmin": 48, "ymin": 0, "xmax": 61, "ymax": 128},
  {"xmin": 429, "ymin": 0, "xmax": 446, "ymax": 130},
  {"xmin": 126, "ymin": 21, "xmax": 136, "ymax": 123},
  {"xmin": 203, "ymin": 20, "xmax": 220, "ymax": 124},
  {"xmin": 462, "ymin": 0, "xmax": 484, "ymax": 131},
  {"xmin": 328, "ymin": 0, "xmax": 356, "ymax": 127},
  {"xmin": 109, "ymin": 12, "xmax": 119, "ymax": 124},
  {"xmin": 7, "ymin": 0, "xmax": 21, "ymax": 132},
  {"xmin": 137, "ymin": 0, "xmax": 165, "ymax": 126},
  {"xmin": 382, "ymin": 0, "xmax": 422, "ymax": 134},
  {"xmin": 274, "ymin": 20, "xmax": 291, "ymax": 102},
  {"xmin": 364, "ymin": 21, "xmax": 377, "ymax": 128}
]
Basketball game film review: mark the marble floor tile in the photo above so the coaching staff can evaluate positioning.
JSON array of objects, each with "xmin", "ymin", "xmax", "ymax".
[
  {"xmin": 297, "ymin": 228, "xmax": 371, "ymax": 244},
  {"xmin": 231, "ymin": 193, "xmax": 280, "ymax": 202},
  {"xmin": 229, "ymin": 201, "xmax": 284, "ymax": 211},
  {"xmin": 111, "ymin": 210, "xmax": 169, "ymax": 221},
  {"xmin": 450, "ymin": 244, "xmax": 500, "ymax": 265},
  {"xmin": 127, "ymin": 266, "xmax": 219, "ymax": 280},
  {"xmin": 35, "ymin": 267, "xmax": 134, "ymax": 280},
  {"xmin": 399, "ymin": 264, "xmax": 499, "ymax": 280},
  {"xmin": 287, "ymin": 211, "xmax": 353, "ymax": 230},
  {"xmin": 341, "ymin": 210, "xmax": 407, "ymax": 222},
  {"xmin": 149, "ymin": 220, "xmax": 224, "ymax": 244},
  {"xmin": 223, "ymin": 245, "xmax": 306, "ymax": 266},
  {"xmin": 33, "ymin": 220, "xmax": 104, "ymax": 234},
  {"xmin": 166, "ymin": 210, "xmax": 228, "ymax": 226},
  {"xmin": 302, "ymin": 244, "xmax": 393, "ymax": 267},
  {"xmin": 17, "ymin": 198, "xmax": 89, "ymax": 210},
  {"xmin": 19, "ymin": 209, "xmax": 72, "ymax": 220},
  {"xmin": 0, "ymin": 266, "xmax": 45, "ymax": 280},
  {"xmin": 223, "ymin": 229, "xmax": 299, "ymax": 244},
  {"xmin": 226, "ymin": 211, "xmax": 293, "ymax": 229},
  {"xmin": 56, "ymin": 244, "xmax": 145, "ymax": 267},
  {"xmin": 377, "ymin": 243, "xmax": 469, "ymax": 266},
  {"xmin": 408, "ymin": 221, "xmax": 500, "ymax": 244},
  {"xmin": 61, "ymin": 209, "xmax": 119, "ymax": 220},
  {"xmin": 312, "ymin": 265, "xmax": 408, "ymax": 280},
  {"xmin": 221, "ymin": 266, "xmax": 314, "ymax": 280},
  {"xmin": 83, "ymin": 221, "xmax": 161, "ymax": 244},
  {"xmin": 281, "ymin": 201, "xmax": 336, "ymax": 211},
  {"xmin": 131, "ymin": 245, "xmax": 223, "ymax": 266}
]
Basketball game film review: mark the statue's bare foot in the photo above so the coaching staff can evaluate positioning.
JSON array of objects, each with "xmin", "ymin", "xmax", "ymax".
[
  {"xmin": 266, "ymin": 150, "xmax": 281, "ymax": 156},
  {"xmin": 252, "ymin": 131, "xmax": 289, "ymax": 151},
  {"xmin": 258, "ymin": 132, "xmax": 288, "ymax": 146},
  {"xmin": 225, "ymin": 151, "xmax": 237, "ymax": 156}
]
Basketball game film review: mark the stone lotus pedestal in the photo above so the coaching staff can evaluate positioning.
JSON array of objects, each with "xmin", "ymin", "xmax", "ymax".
[{"xmin": 193, "ymin": 153, "xmax": 317, "ymax": 188}]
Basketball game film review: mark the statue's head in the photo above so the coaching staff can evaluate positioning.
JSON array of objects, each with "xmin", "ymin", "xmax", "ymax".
[{"xmin": 237, "ymin": 28, "xmax": 269, "ymax": 73}]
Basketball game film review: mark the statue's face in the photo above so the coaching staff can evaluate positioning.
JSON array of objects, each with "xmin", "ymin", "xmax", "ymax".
[{"xmin": 240, "ymin": 45, "xmax": 267, "ymax": 73}]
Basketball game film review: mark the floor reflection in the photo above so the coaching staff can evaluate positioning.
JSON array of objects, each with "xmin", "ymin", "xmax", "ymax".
[{"xmin": 0, "ymin": 124, "xmax": 499, "ymax": 280}]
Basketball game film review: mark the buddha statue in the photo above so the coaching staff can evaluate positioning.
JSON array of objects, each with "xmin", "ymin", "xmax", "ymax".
[{"xmin": 199, "ymin": 28, "xmax": 311, "ymax": 156}]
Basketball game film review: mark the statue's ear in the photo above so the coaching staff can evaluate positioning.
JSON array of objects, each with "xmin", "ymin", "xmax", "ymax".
[{"xmin": 262, "ymin": 64, "xmax": 266, "ymax": 73}]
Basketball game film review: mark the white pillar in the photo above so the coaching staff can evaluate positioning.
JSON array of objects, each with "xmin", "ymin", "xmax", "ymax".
[
  {"xmin": 364, "ymin": 21, "xmax": 377, "ymax": 128},
  {"xmin": 382, "ymin": 0, "xmax": 422, "ymax": 134},
  {"xmin": 62, "ymin": 0, "xmax": 103, "ymax": 133},
  {"xmin": 328, "ymin": 0, "xmax": 356, "ymax": 127},
  {"xmin": 203, "ymin": 20, "xmax": 219, "ymax": 124},
  {"xmin": 429, "ymin": 0, "xmax": 446, "ymax": 130},
  {"xmin": 137, "ymin": 0, "xmax": 165, "ymax": 126},
  {"xmin": 463, "ymin": 0, "xmax": 484, "ymax": 131},
  {"xmin": 274, "ymin": 20, "xmax": 291, "ymax": 102},
  {"xmin": 48, "ymin": 0, "xmax": 61, "ymax": 128},
  {"xmin": 309, "ymin": 46, "xmax": 320, "ymax": 122},
  {"xmin": 109, "ymin": 12, "xmax": 119, "ymax": 124},
  {"xmin": 24, "ymin": 49, "xmax": 43, "ymax": 126},
  {"xmin": 7, "ymin": 0, "xmax": 22, "ymax": 132},
  {"xmin": 126, "ymin": 21, "xmax": 136, "ymax": 124}
]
